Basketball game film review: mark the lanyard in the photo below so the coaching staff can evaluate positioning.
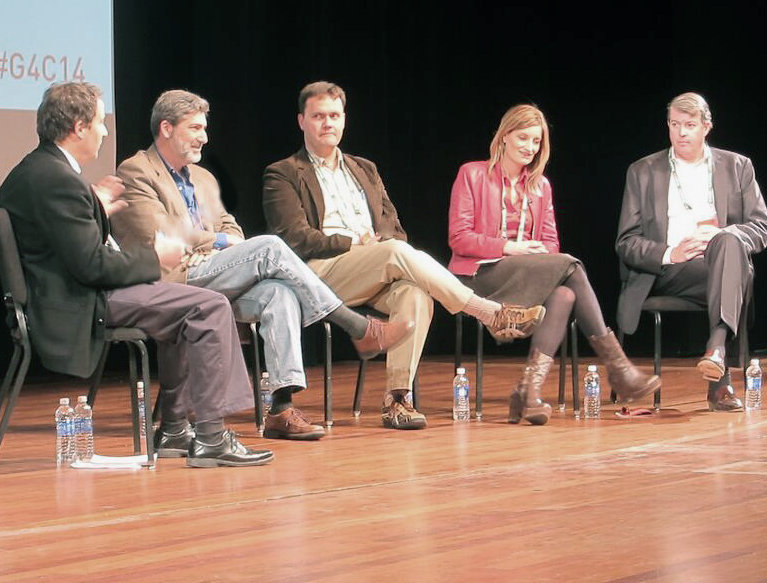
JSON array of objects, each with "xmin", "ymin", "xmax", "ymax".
[
  {"xmin": 668, "ymin": 147, "xmax": 714, "ymax": 211},
  {"xmin": 501, "ymin": 176, "xmax": 529, "ymax": 243}
]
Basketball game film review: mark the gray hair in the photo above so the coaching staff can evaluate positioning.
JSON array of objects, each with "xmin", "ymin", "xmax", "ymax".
[
  {"xmin": 150, "ymin": 89, "xmax": 209, "ymax": 137},
  {"xmin": 37, "ymin": 82, "xmax": 101, "ymax": 142},
  {"xmin": 667, "ymin": 92, "xmax": 713, "ymax": 127},
  {"xmin": 298, "ymin": 81, "xmax": 346, "ymax": 114}
]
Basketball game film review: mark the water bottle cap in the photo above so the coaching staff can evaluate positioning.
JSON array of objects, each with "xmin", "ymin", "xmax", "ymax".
[
  {"xmin": 77, "ymin": 395, "xmax": 88, "ymax": 403},
  {"xmin": 456, "ymin": 367, "xmax": 466, "ymax": 374},
  {"xmin": 751, "ymin": 358, "xmax": 760, "ymax": 366},
  {"xmin": 59, "ymin": 397, "xmax": 69, "ymax": 405},
  {"xmin": 261, "ymin": 372, "xmax": 269, "ymax": 379},
  {"xmin": 587, "ymin": 365, "xmax": 598, "ymax": 372}
]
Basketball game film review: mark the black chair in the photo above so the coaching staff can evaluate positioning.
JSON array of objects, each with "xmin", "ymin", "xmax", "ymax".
[
  {"xmin": 615, "ymin": 294, "xmax": 751, "ymax": 408},
  {"xmin": 0, "ymin": 208, "xmax": 155, "ymax": 462},
  {"xmin": 454, "ymin": 313, "xmax": 581, "ymax": 418}
]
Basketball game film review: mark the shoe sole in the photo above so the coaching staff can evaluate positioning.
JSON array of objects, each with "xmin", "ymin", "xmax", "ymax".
[
  {"xmin": 707, "ymin": 402, "xmax": 744, "ymax": 412},
  {"xmin": 263, "ymin": 429, "xmax": 325, "ymax": 441},
  {"xmin": 615, "ymin": 375, "xmax": 662, "ymax": 404},
  {"xmin": 156, "ymin": 448, "xmax": 188, "ymax": 458},
  {"xmin": 186, "ymin": 453, "xmax": 275, "ymax": 468},
  {"xmin": 697, "ymin": 359, "xmax": 725, "ymax": 382},
  {"xmin": 382, "ymin": 419, "xmax": 427, "ymax": 430},
  {"xmin": 522, "ymin": 405, "xmax": 551, "ymax": 426}
]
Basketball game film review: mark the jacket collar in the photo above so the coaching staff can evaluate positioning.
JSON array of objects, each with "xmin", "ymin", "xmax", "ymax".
[{"xmin": 293, "ymin": 146, "xmax": 379, "ymax": 227}]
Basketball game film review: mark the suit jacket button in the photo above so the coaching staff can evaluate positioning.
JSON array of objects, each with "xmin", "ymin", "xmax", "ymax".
[{"xmin": 97, "ymin": 318, "xmax": 104, "ymax": 324}]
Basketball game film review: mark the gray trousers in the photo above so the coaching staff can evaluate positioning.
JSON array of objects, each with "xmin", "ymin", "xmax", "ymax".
[
  {"xmin": 652, "ymin": 231, "xmax": 752, "ymax": 335},
  {"xmin": 106, "ymin": 282, "xmax": 253, "ymax": 422}
]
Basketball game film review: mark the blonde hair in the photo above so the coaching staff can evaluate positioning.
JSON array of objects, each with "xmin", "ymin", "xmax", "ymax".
[
  {"xmin": 488, "ymin": 104, "xmax": 550, "ymax": 194},
  {"xmin": 667, "ymin": 92, "xmax": 713, "ymax": 128}
]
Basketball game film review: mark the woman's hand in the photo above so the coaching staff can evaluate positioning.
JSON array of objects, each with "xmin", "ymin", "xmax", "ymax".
[{"xmin": 503, "ymin": 240, "xmax": 548, "ymax": 255}]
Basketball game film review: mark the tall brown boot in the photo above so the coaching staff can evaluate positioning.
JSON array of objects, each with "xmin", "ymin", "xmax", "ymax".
[
  {"xmin": 588, "ymin": 328, "xmax": 661, "ymax": 403},
  {"xmin": 508, "ymin": 349, "xmax": 553, "ymax": 426}
]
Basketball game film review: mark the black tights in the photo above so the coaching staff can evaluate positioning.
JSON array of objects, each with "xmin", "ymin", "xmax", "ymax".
[{"xmin": 530, "ymin": 264, "xmax": 608, "ymax": 357}]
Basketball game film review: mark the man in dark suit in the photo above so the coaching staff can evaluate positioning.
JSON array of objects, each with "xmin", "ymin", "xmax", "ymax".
[
  {"xmin": 616, "ymin": 92, "xmax": 767, "ymax": 410},
  {"xmin": 263, "ymin": 81, "xmax": 545, "ymax": 430},
  {"xmin": 0, "ymin": 82, "xmax": 272, "ymax": 466}
]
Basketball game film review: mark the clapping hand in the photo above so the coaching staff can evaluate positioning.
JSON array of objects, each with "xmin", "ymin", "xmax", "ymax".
[{"xmin": 91, "ymin": 175, "xmax": 128, "ymax": 217}]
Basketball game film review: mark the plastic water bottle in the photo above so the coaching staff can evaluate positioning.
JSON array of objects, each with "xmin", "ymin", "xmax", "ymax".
[
  {"xmin": 55, "ymin": 398, "xmax": 75, "ymax": 467},
  {"xmin": 73, "ymin": 395, "xmax": 94, "ymax": 461},
  {"xmin": 260, "ymin": 372, "xmax": 273, "ymax": 419},
  {"xmin": 136, "ymin": 382, "xmax": 147, "ymax": 437},
  {"xmin": 452, "ymin": 367, "xmax": 470, "ymax": 421},
  {"xmin": 745, "ymin": 358, "xmax": 762, "ymax": 411},
  {"xmin": 583, "ymin": 365, "xmax": 601, "ymax": 419}
]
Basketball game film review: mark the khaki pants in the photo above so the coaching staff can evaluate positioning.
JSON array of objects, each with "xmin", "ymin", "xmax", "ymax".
[{"xmin": 308, "ymin": 239, "xmax": 474, "ymax": 392}]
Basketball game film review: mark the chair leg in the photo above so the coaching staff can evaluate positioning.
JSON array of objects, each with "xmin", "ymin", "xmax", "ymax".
[
  {"xmin": 87, "ymin": 342, "xmax": 111, "ymax": 408},
  {"xmin": 653, "ymin": 311, "xmax": 662, "ymax": 409},
  {"xmin": 126, "ymin": 343, "xmax": 142, "ymax": 455},
  {"xmin": 570, "ymin": 320, "xmax": 580, "ymax": 417},
  {"xmin": 558, "ymin": 322, "xmax": 568, "ymax": 411},
  {"xmin": 738, "ymin": 310, "xmax": 749, "ymax": 387},
  {"xmin": 134, "ymin": 340, "xmax": 155, "ymax": 466},
  {"xmin": 475, "ymin": 319, "xmax": 484, "ymax": 420},
  {"xmin": 324, "ymin": 322, "xmax": 333, "ymax": 427},
  {"xmin": 454, "ymin": 313, "xmax": 463, "ymax": 372},
  {"xmin": 250, "ymin": 323, "xmax": 264, "ymax": 434},
  {"xmin": 353, "ymin": 360, "xmax": 367, "ymax": 418},
  {"xmin": 0, "ymin": 343, "xmax": 31, "ymax": 450}
]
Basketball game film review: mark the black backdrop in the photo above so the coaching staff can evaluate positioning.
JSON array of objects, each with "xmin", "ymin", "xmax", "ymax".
[{"xmin": 3, "ymin": 1, "xmax": 766, "ymax": 374}]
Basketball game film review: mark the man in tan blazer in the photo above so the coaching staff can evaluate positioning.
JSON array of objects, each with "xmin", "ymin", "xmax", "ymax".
[{"xmin": 112, "ymin": 90, "xmax": 412, "ymax": 444}]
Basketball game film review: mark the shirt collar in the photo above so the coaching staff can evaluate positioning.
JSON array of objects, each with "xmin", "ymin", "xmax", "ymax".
[
  {"xmin": 156, "ymin": 149, "xmax": 191, "ymax": 181},
  {"xmin": 306, "ymin": 144, "xmax": 343, "ymax": 170},
  {"xmin": 55, "ymin": 144, "xmax": 81, "ymax": 174}
]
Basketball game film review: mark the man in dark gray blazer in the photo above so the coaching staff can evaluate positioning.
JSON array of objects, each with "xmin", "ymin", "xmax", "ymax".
[
  {"xmin": 616, "ymin": 92, "xmax": 767, "ymax": 411},
  {"xmin": 0, "ymin": 82, "xmax": 272, "ymax": 466}
]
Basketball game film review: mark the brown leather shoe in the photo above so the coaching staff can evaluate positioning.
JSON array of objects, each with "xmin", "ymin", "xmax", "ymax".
[
  {"xmin": 381, "ymin": 393, "xmax": 427, "ymax": 429},
  {"xmin": 487, "ymin": 304, "xmax": 546, "ymax": 343},
  {"xmin": 707, "ymin": 373, "xmax": 743, "ymax": 411},
  {"xmin": 588, "ymin": 329, "xmax": 660, "ymax": 403},
  {"xmin": 263, "ymin": 408, "xmax": 326, "ymax": 440},
  {"xmin": 508, "ymin": 348, "xmax": 553, "ymax": 425},
  {"xmin": 698, "ymin": 348, "xmax": 726, "ymax": 382},
  {"xmin": 353, "ymin": 317, "xmax": 415, "ymax": 360}
]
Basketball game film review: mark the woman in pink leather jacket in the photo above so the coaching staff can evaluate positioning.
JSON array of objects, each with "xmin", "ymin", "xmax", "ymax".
[{"xmin": 448, "ymin": 104, "xmax": 659, "ymax": 425}]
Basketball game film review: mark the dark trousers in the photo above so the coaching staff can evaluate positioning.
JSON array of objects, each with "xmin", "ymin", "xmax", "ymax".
[
  {"xmin": 652, "ymin": 231, "xmax": 752, "ymax": 335},
  {"xmin": 105, "ymin": 282, "xmax": 253, "ymax": 422}
]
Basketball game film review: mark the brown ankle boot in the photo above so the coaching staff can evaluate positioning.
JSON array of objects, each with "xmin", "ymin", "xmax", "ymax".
[
  {"xmin": 508, "ymin": 349, "xmax": 553, "ymax": 425},
  {"xmin": 588, "ymin": 328, "xmax": 661, "ymax": 403}
]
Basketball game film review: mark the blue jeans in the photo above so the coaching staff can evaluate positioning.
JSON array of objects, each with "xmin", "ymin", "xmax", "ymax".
[{"xmin": 186, "ymin": 235, "xmax": 342, "ymax": 389}]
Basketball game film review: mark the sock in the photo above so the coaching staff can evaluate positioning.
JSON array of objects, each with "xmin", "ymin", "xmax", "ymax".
[
  {"xmin": 160, "ymin": 418, "xmax": 189, "ymax": 435},
  {"xmin": 707, "ymin": 324, "xmax": 728, "ymax": 352},
  {"xmin": 388, "ymin": 389, "xmax": 410, "ymax": 403},
  {"xmin": 462, "ymin": 295, "xmax": 502, "ymax": 327},
  {"xmin": 269, "ymin": 386, "xmax": 300, "ymax": 414},
  {"xmin": 195, "ymin": 419, "xmax": 226, "ymax": 443},
  {"xmin": 326, "ymin": 305, "xmax": 370, "ymax": 340}
]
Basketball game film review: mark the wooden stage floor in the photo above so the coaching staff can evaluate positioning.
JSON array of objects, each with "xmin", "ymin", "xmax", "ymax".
[{"xmin": 1, "ymin": 356, "xmax": 767, "ymax": 583}]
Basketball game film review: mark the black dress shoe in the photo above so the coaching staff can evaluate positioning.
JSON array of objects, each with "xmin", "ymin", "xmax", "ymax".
[
  {"xmin": 186, "ymin": 429, "xmax": 274, "ymax": 468},
  {"xmin": 707, "ymin": 384, "xmax": 744, "ymax": 412},
  {"xmin": 154, "ymin": 423, "xmax": 195, "ymax": 458}
]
